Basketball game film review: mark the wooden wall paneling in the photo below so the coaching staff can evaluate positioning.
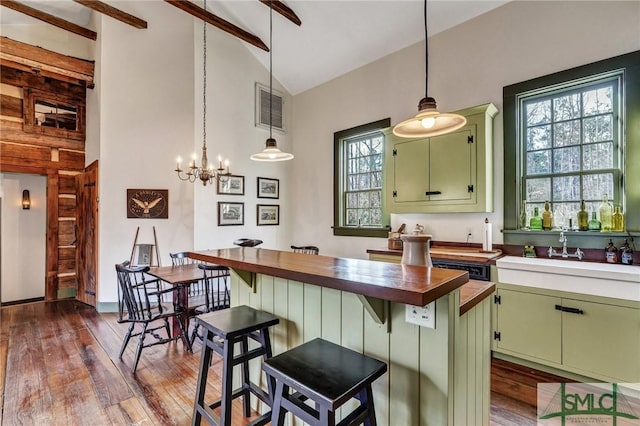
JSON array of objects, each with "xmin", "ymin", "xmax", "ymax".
[
  {"xmin": 287, "ymin": 280, "xmax": 304, "ymax": 350},
  {"xmin": 389, "ymin": 301, "xmax": 420, "ymax": 425},
  {"xmin": 58, "ymin": 220, "xmax": 75, "ymax": 246},
  {"xmin": 272, "ymin": 277, "xmax": 289, "ymax": 357},
  {"xmin": 46, "ymin": 170, "xmax": 59, "ymax": 300},
  {"xmin": 57, "ymin": 149, "xmax": 85, "ymax": 170},
  {"xmin": 58, "ymin": 274, "xmax": 77, "ymax": 290},
  {"xmin": 0, "ymin": 66, "xmax": 86, "ymax": 97},
  {"xmin": 0, "ymin": 94, "xmax": 22, "ymax": 119},
  {"xmin": 363, "ymin": 301, "xmax": 390, "ymax": 426},
  {"xmin": 0, "ymin": 142, "xmax": 50, "ymax": 167},
  {"xmin": 58, "ymin": 246, "xmax": 76, "ymax": 274},
  {"xmin": 320, "ymin": 287, "xmax": 341, "ymax": 344},
  {"xmin": 0, "ymin": 122, "xmax": 84, "ymax": 150},
  {"xmin": 58, "ymin": 195, "xmax": 76, "ymax": 217},
  {"xmin": 302, "ymin": 284, "xmax": 321, "ymax": 341},
  {"xmin": 75, "ymin": 161, "xmax": 97, "ymax": 307},
  {"xmin": 58, "ymin": 173, "xmax": 78, "ymax": 194}
]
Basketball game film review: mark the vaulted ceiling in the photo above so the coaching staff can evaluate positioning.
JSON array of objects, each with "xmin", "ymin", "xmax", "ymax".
[{"xmin": 1, "ymin": 0, "xmax": 510, "ymax": 94}]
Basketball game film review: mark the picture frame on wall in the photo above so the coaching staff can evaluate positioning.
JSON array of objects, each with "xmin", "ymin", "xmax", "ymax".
[
  {"xmin": 257, "ymin": 204, "xmax": 279, "ymax": 226},
  {"xmin": 218, "ymin": 202, "xmax": 244, "ymax": 226},
  {"xmin": 257, "ymin": 177, "xmax": 279, "ymax": 199},
  {"xmin": 126, "ymin": 189, "xmax": 169, "ymax": 219},
  {"xmin": 217, "ymin": 175, "xmax": 245, "ymax": 195}
]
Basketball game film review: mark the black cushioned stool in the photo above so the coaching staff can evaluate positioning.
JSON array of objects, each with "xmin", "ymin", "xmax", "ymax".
[
  {"xmin": 263, "ymin": 338, "xmax": 387, "ymax": 426},
  {"xmin": 192, "ymin": 305, "xmax": 279, "ymax": 426}
]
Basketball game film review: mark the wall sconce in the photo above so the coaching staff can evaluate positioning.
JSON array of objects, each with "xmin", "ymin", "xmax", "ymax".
[{"xmin": 22, "ymin": 189, "xmax": 31, "ymax": 210}]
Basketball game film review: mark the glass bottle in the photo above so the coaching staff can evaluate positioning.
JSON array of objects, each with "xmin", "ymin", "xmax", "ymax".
[
  {"xmin": 599, "ymin": 194, "xmax": 613, "ymax": 232},
  {"xmin": 542, "ymin": 201, "xmax": 552, "ymax": 230},
  {"xmin": 587, "ymin": 211, "xmax": 601, "ymax": 231},
  {"xmin": 577, "ymin": 200, "xmax": 588, "ymax": 231},
  {"xmin": 611, "ymin": 206, "xmax": 624, "ymax": 232},
  {"xmin": 519, "ymin": 200, "xmax": 528, "ymax": 230},
  {"xmin": 621, "ymin": 239, "xmax": 634, "ymax": 265},
  {"xmin": 605, "ymin": 239, "xmax": 618, "ymax": 263},
  {"xmin": 529, "ymin": 207, "xmax": 542, "ymax": 230}
]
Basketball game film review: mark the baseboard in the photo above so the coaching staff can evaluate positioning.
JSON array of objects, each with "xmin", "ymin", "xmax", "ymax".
[
  {"xmin": 96, "ymin": 301, "xmax": 119, "ymax": 313},
  {"xmin": 492, "ymin": 352, "xmax": 598, "ymax": 383},
  {"xmin": 1, "ymin": 296, "xmax": 45, "ymax": 307}
]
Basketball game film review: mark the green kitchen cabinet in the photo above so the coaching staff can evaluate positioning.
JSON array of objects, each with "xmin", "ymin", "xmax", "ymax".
[
  {"xmin": 385, "ymin": 103, "xmax": 498, "ymax": 213},
  {"xmin": 492, "ymin": 283, "xmax": 640, "ymax": 383},
  {"xmin": 493, "ymin": 289, "xmax": 562, "ymax": 364},
  {"xmin": 562, "ymin": 299, "xmax": 640, "ymax": 382}
]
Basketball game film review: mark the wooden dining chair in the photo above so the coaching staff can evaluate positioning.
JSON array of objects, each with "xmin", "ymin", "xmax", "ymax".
[
  {"xmin": 189, "ymin": 263, "xmax": 231, "ymax": 345},
  {"xmin": 291, "ymin": 245, "xmax": 320, "ymax": 255},
  {"xmin": 115, "ymin": 261, "xmax": 191, "ymax": 372}
]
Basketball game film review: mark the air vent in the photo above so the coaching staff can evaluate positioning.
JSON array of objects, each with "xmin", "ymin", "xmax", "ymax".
[{"xmin": 255, "ymin": 83, "xmax": 285, "ymax": 133}]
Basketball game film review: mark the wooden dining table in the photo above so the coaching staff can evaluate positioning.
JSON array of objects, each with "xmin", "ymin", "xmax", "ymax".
[{"xmin": 146, "ymin": 263, "xmax": 204, "ymax": 349}]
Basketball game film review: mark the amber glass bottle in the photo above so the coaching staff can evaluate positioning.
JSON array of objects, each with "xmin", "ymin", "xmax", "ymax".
[
  {"xmin": 577, "ymin": 200, "xmax": 588, "ymax": 231},
  {"xmin": 605, "ymin": 239, "xmax": 618, "ymax": 263},
  {"xmin": 621, "ymin": 239, "xmax": 634, "ymax": 265},
  {"xmin": 542, "ymin": 201, "xmax": 552, "ymax": 230},
  {"xmin": 612, "ymin": 206, "xmax": 624, "ymax": 232}
]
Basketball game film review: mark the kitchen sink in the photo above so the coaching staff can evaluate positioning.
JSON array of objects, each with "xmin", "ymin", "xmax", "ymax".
[
  {"xmin": 496, "ymin": 256, "xmax": 640, "ymax": 301},
  {"xmin": 430, "ymin": 247, "xmax": 502, "ymax": 259}
]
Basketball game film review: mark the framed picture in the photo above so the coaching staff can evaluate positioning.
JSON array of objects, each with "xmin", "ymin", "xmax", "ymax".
[
  {"xmin": 218, "ymin": 202, "xmax": 244, "ymax": 226},
  {"xmin": 217, "ymin": 174, "xmax": 245, "ymax": 195},
  {"xmin": 257, "ymin": 177, "xmax": 279, "ymax": 199},
  {"xmin": 127, "ymin": 189, "xmax": 169, "ymax": 219},
  {"xmin": 132, "ymin": 244, "xmax": 154, "ymax": 267},
  {"xmin": 257, "ymin": 204, "xmax": 279, "ymax": 226}
]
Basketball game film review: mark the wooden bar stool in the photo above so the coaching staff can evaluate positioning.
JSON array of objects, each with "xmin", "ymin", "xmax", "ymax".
[
  {"xmin": 192, "ymin": 305, "xmax": 279, "ymax": 426},
  {"xmin": 263, "ymin": 338, "xmax": 388, "ymax": 426}
]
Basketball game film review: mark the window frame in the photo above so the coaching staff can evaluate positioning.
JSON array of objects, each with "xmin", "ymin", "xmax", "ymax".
[
  {"xmin": 333, "ymin": 118, "xmax": 390, "ymax": 237},
  {"xmin": 503, "ymin": 51, "xmax": 640, "ymax": 235}
]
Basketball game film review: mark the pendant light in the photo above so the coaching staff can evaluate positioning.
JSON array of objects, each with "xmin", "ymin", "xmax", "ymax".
[
  {"xmin": 393, "ymin": 0, "xmax": 466, "ymax": 138},
  {"xmin": 250, "ymin": 0, "xmax": 293, "ymax": 161}
]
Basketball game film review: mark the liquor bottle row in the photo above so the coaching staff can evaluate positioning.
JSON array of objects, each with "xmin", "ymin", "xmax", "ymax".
[{"xmin": 524, "ymin": 194, "xmax": 625, "ymax": 232}]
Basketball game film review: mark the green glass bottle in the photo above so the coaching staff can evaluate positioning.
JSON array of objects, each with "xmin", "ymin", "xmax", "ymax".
[
  {"xmin": 599, "ymin": 194, "xmax": 613, "ymax": 232},
  {"xmin": 587, "ymin": 211, "xmax": 601, "ymax": 231},
  {"xmin": 529, "ymin": 207, "xmax": 543, "ymax": 230},
  {"xmin": 577, "ymin": 200, "xmax": 588, "ymax": 231},
  {"xmin": 542, "ymin": 201, "xmax": 552, "ymax": 230},
  {"xmin": 611, "ymin": 206, "xmax": 624, "ymax": 232}
]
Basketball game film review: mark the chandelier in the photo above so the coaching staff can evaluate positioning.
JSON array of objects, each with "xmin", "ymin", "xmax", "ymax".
[
  {"xmin": 250, "ymin": 0, "xmax": 293, "ymax": 161},
  {"xmin": 392, "ymin": 0, "xmax": 466, "ymax": 138},
  {"xmin": 175, "ymin": 0, "xmax": 231, "ymax": 185}
]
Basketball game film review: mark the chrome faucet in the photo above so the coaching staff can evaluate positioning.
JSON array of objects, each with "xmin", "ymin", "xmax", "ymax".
[{"xmin": 548, "ymin": 231, "xmax": 583, "ymax": 260}]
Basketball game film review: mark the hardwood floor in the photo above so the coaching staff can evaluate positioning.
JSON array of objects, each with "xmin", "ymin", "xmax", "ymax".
[{"xmin": 1, "ymin": 300, "xmax": 565, "ymax": 425}]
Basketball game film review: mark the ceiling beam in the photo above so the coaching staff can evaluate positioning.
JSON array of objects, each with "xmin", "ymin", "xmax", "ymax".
[
  {"xmin": 165, "ymin": 0, "xmax": 268, "ymax": 52},
  {"xmin": 0, "ymin": 0, "xmax": 97, "ymax": 40},
  {"xmin": 259, "ymin": 0, "xmax": 301, "ymax": 26},
  {"xmin": 73, "ymin": 0, "xmax": 147, "ymax": 29}
]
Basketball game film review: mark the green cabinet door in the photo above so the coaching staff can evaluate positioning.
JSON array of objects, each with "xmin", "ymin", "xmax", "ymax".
[
  {"xmin": 429, "ymin": 128, "xmax": 474, "ymax": 202},
  {"xmin": 496, "ymin": 289, "xmax": 562, "ymax": 364},
  {"xmin": 393, "ymin": 137, "xmax": 429, "ymax": 203},
  {"xmin": 562, "ymin": 299, "xmax": 640, "ymax": 382}
]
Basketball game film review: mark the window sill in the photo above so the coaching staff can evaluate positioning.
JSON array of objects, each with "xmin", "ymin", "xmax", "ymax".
[{"xmin": 333, "ymin": 226, "xmax": 389, "ymax": 238}]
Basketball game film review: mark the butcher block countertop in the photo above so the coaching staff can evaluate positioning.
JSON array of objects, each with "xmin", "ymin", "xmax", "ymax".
[
  {"xmin": 459, "ymin": 280, "xmax": 496, "ymax": 315},
  {"xmin": 189, "ymin": 247, "xmax": 469, "ymax": 307}
]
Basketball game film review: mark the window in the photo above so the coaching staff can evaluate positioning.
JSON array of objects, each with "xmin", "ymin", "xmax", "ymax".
[
  {"xmin": 503, "ymin": 51, "xmax": 640, "ymax": 234},
  {"xmin": 520, "ymin": 74, "xmax": 621, "ymax": 220},
  {"xmin": 23, "ymin": 89, "xmax": 85, "ymax": 141},
  {"xmin": 333, "ymin": 118, "xmax": 390, "ymax": 237}
]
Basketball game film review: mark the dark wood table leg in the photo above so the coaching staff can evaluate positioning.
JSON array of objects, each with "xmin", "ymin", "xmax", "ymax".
[{"xmin": 172, "ymin": 284, "xmax": 191, "ymax": 348}]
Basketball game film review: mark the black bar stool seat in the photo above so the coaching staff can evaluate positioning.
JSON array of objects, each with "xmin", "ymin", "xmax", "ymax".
[
  {"xmin": 192, "ymin": 305, "xmax": 279, "ymax": 426},
  {"xmin": 263, "ymin": 338, "xmax": 388, "ymax": 426}
]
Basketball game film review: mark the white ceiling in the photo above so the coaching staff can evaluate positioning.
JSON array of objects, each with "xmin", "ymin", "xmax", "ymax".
[{"xmin": 1, "ymin": 0, "xmax": 510, "ymax": 94}]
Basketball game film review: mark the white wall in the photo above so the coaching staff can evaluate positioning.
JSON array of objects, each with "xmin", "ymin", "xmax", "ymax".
[
  {"xmin": 0, "ymin": 173, "xmax": 47, "ymax": 303},
  {"xmin": 290, "ymin": 1, "xmax": 640, "ymax": 259}
]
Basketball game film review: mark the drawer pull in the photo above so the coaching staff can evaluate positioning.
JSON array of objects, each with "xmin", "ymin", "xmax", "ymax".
[
  {"xmin": 425, "ymin": 191, "xmax": 442, "ymax": 196},
  {"xmin": 555, "ymin": 305, "xmax": 584, "ymax": 315}
]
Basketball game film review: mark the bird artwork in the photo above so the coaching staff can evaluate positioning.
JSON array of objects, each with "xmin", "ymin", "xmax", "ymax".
[{"xmin": 132, "ymin": 197, "xmax": 162, "ymax": 215}]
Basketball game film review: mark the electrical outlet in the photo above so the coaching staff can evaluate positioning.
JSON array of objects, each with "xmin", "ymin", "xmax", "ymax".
[{"xmin": 405, "ymin": 302, "xmax": 436, "ymax": 329}]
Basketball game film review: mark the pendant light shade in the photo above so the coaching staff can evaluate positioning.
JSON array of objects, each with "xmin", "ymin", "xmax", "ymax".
[
  {"xmin": 393, "ymin": 0, "xmax": 466, "ymax": 138},
  {"xmin": 250, "ymin": 138, "xmax": 294, "ymax": 161},
  {"xmin": 251, "ymin": 0, "xmax": 293, "ymax": 162}
]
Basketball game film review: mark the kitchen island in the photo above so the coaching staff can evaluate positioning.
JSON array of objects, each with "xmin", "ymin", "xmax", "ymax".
[{"xmin": 189, "ymin": 248, "xmax": 494, "ymax": 426}]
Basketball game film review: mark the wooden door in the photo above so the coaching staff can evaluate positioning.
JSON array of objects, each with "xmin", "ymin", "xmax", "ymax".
[{"xmin": 75, "ymin": 160, "xmax": 98, "ymax": 307}]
